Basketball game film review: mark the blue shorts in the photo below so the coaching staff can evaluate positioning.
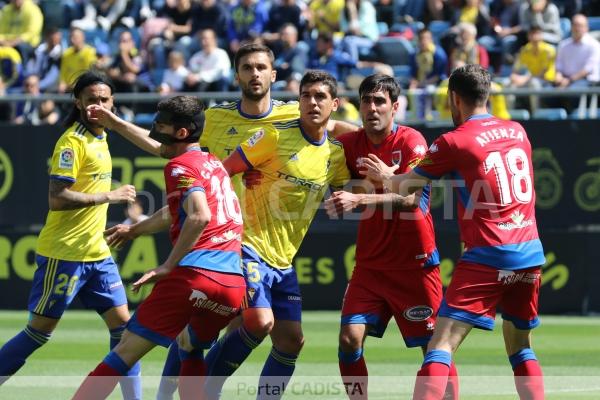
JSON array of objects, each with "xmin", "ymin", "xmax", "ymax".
[
  {"xmin": 241, "ymin": 245, "xmax": 302, "ymax": 322},
  {"xmin": 28, "ymin": 255, "xmax": 128, "ymax": 319}
]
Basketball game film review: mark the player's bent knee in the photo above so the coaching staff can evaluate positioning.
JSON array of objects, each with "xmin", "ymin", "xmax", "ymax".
[
  {"xmin": 275, "ymin": 333, "xmax": 304, "ymax": 354},
  {"xmin": 244, "ymin": 317, "xmax": 274, "ymax": 338},
  {"xmin": 28, "ymin": 314, "xmax": 59, "ymax": 335},
  {"xmin": 339, "ymin": 331, "xmax": 362, "ymax": 352}
]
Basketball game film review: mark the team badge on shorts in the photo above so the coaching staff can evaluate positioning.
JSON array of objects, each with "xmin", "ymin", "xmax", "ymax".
[{"xmin": 59, "ymin": 148, "xmax": 74, "ymax": 169}]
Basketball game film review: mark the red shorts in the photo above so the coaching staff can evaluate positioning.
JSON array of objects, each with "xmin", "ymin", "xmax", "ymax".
[
  {"xmin": 341, "ymin": 266, "xmax": 442, "ymax": 347},
  {"xmin": 440, "ymin": 262, "xmax": 541, "ymax": 331},
  {"xmin": 128, "ymin": 267, "xmax": 246, "ymax": 348}
]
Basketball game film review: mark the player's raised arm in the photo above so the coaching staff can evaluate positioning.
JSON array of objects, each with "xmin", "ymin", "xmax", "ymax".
[
  {"xmin": 49, "ymin": 180, "xmax": 136, "ymax": 211},
  {"xmin": 87, "ymin": 104, "xmax": 163, "ymax": 157}
]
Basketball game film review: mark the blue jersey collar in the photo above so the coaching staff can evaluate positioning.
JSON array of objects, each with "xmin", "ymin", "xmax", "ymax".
[{"xmin": 237, "ymin": 100, "xmax": 273, "ymax": 119}]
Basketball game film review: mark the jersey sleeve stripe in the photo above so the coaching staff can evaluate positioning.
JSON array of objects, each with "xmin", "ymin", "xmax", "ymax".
[
  {"xmin": 49, "ymin": 175, "xmax": 76, "ymax": 183},
  {"xmin": 236, "ymin": 146, "xmax": 254, "ymax": 169},
  {"xmin": 181, "ymin": 186, "xmax": 206, "ymax": 203},
  {"xmin": 413, "ymin": 167, "xmax": 440, "ymax": 180}
]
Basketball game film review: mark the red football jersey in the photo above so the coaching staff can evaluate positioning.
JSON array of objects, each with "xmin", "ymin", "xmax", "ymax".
[
  {"xmin": 414, "ymin": 114, "xmax": 545, "ymax": 270},
  {"xmin": 337, "ymin": 125, "xmax": 438, "ymax": 270},
  {"xmin": 164, "ymin": 147, "xmax": 243, "ymax": 274}
]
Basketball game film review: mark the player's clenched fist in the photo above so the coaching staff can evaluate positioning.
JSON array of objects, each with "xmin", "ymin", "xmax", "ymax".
[
  {"xmin": 86, "ymin": 104, "xmax": 118, "ymax": 130},
  {"xmin": 108, "ymin": 184, "xmax": 136, "ymax": 204}
]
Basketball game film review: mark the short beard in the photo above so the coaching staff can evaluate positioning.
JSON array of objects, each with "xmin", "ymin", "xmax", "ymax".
[{"xmin": 241, "ymin": 85, "xmax": 269, "ymax": 102}]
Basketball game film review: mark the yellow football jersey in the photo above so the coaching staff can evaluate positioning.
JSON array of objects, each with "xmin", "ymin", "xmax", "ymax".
[
  {"xmin": 37, "ymin": 122, "xmax": 113, "ymax": 261},
  {"xmin": 237, "ymin": 119, "xmax": 350, "ymax": 269},
  {"xmin": 200, "ymin": 99, "xmax": 300, "ymax": 196}
]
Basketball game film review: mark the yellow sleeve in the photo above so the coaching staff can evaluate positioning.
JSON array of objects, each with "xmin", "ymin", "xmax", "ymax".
[
  {"xmin": 237, "ymin": 126, "xmax": 278, "ymax": 168},
  {"xmin": 59, "ymin": 51, "xmax": 70, "ymax": 84},
  {"xmin": 49, "ymin": 134, "xmax": 85, "ymax": 182},
  {"xmin": 330, "ymin": 149, "xmax": 351, "ymax": 188}
]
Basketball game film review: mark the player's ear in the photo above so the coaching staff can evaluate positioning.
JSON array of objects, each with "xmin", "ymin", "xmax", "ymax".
[
  {"xmin": 174, "ymin": 127, "xmax": 189, "ymax": 140},
  {"xmin": 75, "ymin": 98, "xmax": 82, "ymax": 111},
  {"xmin": 331, "ymin": 97, "xmax": 339, "ymax": 112},
  {"xmin": 271, "ymin": 68, "xmax": 277, "ymax": 83},
  {"xmin": 392, "ymin": 99, "xmax": 400, "ymax": 114}
]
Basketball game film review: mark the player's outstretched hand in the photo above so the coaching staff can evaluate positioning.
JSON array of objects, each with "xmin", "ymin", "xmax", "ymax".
[
  {"xmin": 358, "ymin": 153, "xmax": 398, "ymax": 182},
  {"xmin": 325, "ymin": 191, "xmax": 360, "ymax": 217},
  {"xmin": 86, "ymin": 104, "xmax": 119, "ymax": 130},
  {"xmin": 132, "ymin": 264, "xmax": 172, "ymax": 292},
  {"xmin": 104, "ymin": 223, "xmax": 137, "ymax": 249},
  {"xmin": 242, "ymin": 169, "xmax": 263, "ymax": 189},
  {"xmin": 108, "ymin": 184, "xmax": 136, "ymax": 204}
]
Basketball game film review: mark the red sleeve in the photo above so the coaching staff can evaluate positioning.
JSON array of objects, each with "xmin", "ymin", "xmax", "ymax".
[
  {"xmin": 165, "ymin": 159, "xmax": 206, "ymax": 200},
  {"xmin": 400, "ymin": 128, "xmax": 429, "ymax": 173},
  {"xmin": 413, "ymin": 134, "xmax": 456, "ymax": 179}
]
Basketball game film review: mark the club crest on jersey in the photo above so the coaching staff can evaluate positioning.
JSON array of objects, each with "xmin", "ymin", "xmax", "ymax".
[
  {"xmin": 59, "ymin": 148, "xmax": 74, "ymax": 169},
  {"xmin": 392, "ymin": 150, "xmax": 402, "ymax": 165},
  {"xmin": 247, "ymin": 129, "xmax": 265, "ymax": 147}
]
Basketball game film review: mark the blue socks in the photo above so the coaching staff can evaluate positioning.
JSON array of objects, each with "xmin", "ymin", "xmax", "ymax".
[
  {"xmin": 205, "ymin": 327, "xmax": 263, "ymax": 399},
  {"xmin": 0, "ymin": 325, "xmax": 51, "ymax": 384},
  {"xmin": 257, "ymin": 347, "xmax": 298, "ymax": 400},
  {"xmin": 109, "ymin": 325, "xmax": 142, "ymax": 400},
  {"xmin": 156, "ymin": 343, "xmax": 182, "ymax": 400}
]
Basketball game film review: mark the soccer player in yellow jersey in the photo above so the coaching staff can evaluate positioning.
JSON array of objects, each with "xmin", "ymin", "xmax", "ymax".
[
  {"xmin": 0, "ymin": 71, "xmax": 142, "ymax": 400},
  {"xmin": 203, "ymin": 70, "xmax": 350, "ymax": 399}
]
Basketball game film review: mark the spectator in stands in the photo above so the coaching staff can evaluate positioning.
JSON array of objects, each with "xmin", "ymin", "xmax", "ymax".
[
  {"xmin": 449, "ymin": 22, "xmax": 489, "ymax": 71},
  {"xmin": 518, "ymin": 0, "xmax": 562, "ymax": 47},
  {"xmin": 451, "ymin": 0, "xmax": 491, "ymax": 38},
  {"xmin": 409, "ymin": 28, "xmax": 447, "ymax": 120},
  {"xmin": 107, "ymin": 30, "xmax": 144, "ymax": 93},
  {"xmin": 555, "ymin": 14, "xmax": 600, "ymax": 88},
  {"xmin": 410, "ymin": 28, "xmax": 448, "ymax": 89},
  {"xmin": 58, "ymin": 28, "xmax": 97, "ymax": 93},
  {"xmin": 25, "ymin": 27, "xmax": 62, "ymax": 93},
  {"xmin": 373, "ymin": 0, "xmax": 394, "ymax": 29},
  {"xmin": 0, "ymin": 0, "xmax": 43, "ymax": 64},
  {"xmin": 0, "ymin": 46, "xmax": 23, "ymax": 89},
  {"xmin": 191, "ymin": 0, "xmax": 229, "ymax": 46},
  {"xmin": 478, "ymin": 0, "xmax": 521, "ymax": 69},
  {"xmin": 340, "ymin": 0, "xmax": 379, "ymax": 62},
  {"xmin": 308, "ymin": 0, "xmax": 345, "ymax": 36},
  {"xmin": 510, "ymin": 25, "xmax": 556, "ymax": 112},
  {"xmin": 159, "ymin": 50, "xmax": 188, "ymax": 94},
  {"xmin": 14, "ymin": 74, "xmax": 60, "ymax": 125},
  {"xmin": 184, "ymin": 29, "xmax": 231, "ymax": 92},
  {"xmin": 263, "ymin": 0, "xmax": 304, "ymax": 43},
  {"xmin": 71, "ymin": 0, "xmax": 128, "ymax": 32},
  {"xmin": 94, "ymin": 43, "xmax": 113, "ymax": 71},
  {"xmin": 228, "ymin": 0, "xmax": 270, "ymax": 54},
  {"xmin": 309, "ymin": 32, "xmax": 356, "ymax": 81},
  {"xmin": 147, "ymin": 0, "xmax": 196, "ymax": 70},
  {"xmin": 272, "ymin": 24, "xmax": 309, "ymax": 87}
]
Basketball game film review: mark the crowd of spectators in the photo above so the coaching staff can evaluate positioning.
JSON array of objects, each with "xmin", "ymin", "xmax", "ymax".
[{"xmin": 0, "ymin": 0, "xmax": 599, "ymax": 124}]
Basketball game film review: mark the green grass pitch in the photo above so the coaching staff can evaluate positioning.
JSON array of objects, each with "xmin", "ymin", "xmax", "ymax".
[{"xmin": 1, "ymin": 311, "xmax": 599, "ymax": 399}]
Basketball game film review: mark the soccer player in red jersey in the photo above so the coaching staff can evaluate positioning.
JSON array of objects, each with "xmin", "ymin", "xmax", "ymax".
[
  {"xmin": 361, "ymin": 65, "xmax": 545, "ymax": 400},
  {"xmin": 71, "ymin": 96, "xmax": 246, "ymax": 400},
  {"xmin": 325, "ymin": 74, "xmax": 458, "ymax": 400}
]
